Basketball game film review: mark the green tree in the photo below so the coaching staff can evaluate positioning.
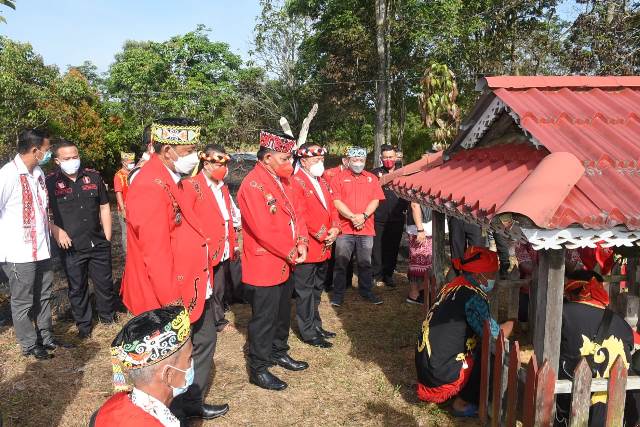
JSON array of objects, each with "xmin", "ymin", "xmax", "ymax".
[
  {"xmin": 564, "ymin": 0, "xmax": 639, "ymax": 74},
  {"xmin": 0, "ymin": 36, "xmax": 57, "ymax": 158}
]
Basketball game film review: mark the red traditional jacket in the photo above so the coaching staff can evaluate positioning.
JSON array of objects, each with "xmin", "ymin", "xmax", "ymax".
[
  {"xmin": 121, "ymin": 154, "xmax": 211, "ymax": 323},
  {"xmin": 237, "ymin": 162, "xmax": 308, "ymax": 286},
  {"xmin": 182, "ymin": 172, "xmax": 237, "ymax": 268},
  {"xmin": 93, "ymin": 392, "xmax": 164, "ymax": 427},
  {"xmin": 291, "ymin": 169, "xmax": 340, "ymax": 263}
]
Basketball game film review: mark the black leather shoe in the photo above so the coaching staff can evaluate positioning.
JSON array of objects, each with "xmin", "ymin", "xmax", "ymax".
[
  {"xmin": 183, "ymin": 403, "xmax": 229, "ymax": 420},
  {"xmin": 271, "ymin": 354, "xmax": 309, "ymax": 371},
  {"xmin": 43, "ymin": 338, "xmax": 76, "ymax": 351},
  {"xmin": 249, "ymin": 370, "xmax": 287, "ymax": 391},
  {"xmin": 24, "ymin": 345, "xmax": 53, "ymax": 360},
  {"xmin": 78, "ymin": 329, "xmax": 92, "ymax": 340},
  {"xmin": 315, "ymin": 326, "xmax": 336, "ymax": 339},
  {"xmin": 303, "ymin": 336, "xmax": 333, "ymax": 348}
]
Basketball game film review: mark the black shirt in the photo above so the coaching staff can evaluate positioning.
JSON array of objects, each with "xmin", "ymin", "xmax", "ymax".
[
  {"xmin": 372, "ymin": 166, "xmax": 408, "ymax": 223},
  {"xmin": 556, "ymin": 301, "xmax": 634, "ymax": 426},
  {"xmin": 46, "ymin": 168, "xmax": 110, "ymax": 251}
]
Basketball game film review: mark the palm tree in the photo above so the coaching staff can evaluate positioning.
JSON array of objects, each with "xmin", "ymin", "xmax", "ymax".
[{"xmin": 0, "ymin": 0, "xmax": 16, "ymax": 24}]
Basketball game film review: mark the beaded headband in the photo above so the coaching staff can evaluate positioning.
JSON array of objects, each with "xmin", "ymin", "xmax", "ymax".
[
  {"xmin": 120, "ymin": 152, "xmax": 135, "ymax": 162},
  {"xmin": 296, "ymin": 146, "xmax": 327, "ymax": 158},
  {"xmin": 151, "ymin": 123, "xmax": 201, "ymax": 145},
  {"xmin": 260, "ymin": 131, "xmax": 295, "ymax": 153},
  {"xmin": 200, "ymin": 152, "xmax": 231, "ymax": 165},
  {"xmin": 347, "ymin": 146, "xmax": 367, "ymax": 158},
  {"xmin": 111, "ymin": 308, "xmax": 191, "ymax": 392}
]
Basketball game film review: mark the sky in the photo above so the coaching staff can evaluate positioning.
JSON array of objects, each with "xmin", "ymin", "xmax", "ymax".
[
  {"xmin": 0, "ymin": 0, "xmax": 261, "ymax": 73},
  {"xmin": 0, "ymin": 0, "xmax": 585, "ymax": 75}
]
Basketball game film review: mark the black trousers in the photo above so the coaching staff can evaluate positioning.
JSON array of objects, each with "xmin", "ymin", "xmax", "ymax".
[
  {"xmin": 493, "ymin": 233, "xmax": 512, "ymax": 277},
  {"xmin": 212, "ymin": 260, "xmax": 229, "ymax": 329},
  {"xmin": 324, "ymin": 246, "xmax": 354, "ymax": 291},
  {"xmin": 448, "ymin": 217, "xmax": 484, "ymax": 271},
  {"xmin": 294, "ymin": 262, "xmax": 327, "ymax": 341},
  {"xmin": 224, "ymin": 257, "xmax": 245, "ymax": 304},
  {"xmin": 172, "ymin": 297, "xmax": 218, "ymax": 411},
  {"xmin": 60, "ymin": 243, "xmax": 115, "ymax": 332},
  {"xmin": 372, "ymin": 220, "xmax": 404, "ymax": 282},
  {"xmin": 244, "ymin": 277, "xmax": 294, "ymax": 372}
]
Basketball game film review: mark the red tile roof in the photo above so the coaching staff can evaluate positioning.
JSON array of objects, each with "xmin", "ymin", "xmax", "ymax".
[{"xmin": 388, "ymin": 76, "xmax": 640, "ymax": 231}]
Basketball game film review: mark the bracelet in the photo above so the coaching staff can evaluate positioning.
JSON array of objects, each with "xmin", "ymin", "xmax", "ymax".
[{"xmin": 417, "ymin": 229, "xmax": 425, "ymax": 232}]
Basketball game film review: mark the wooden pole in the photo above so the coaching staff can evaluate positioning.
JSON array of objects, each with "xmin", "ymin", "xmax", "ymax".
[
  {"xmin": 533, "ymin": 248, "xmax": 565, "ymax": 371},
  {"xmin": 432, "ymin": 211, "xmax": 446, "ymax": 288},
  {"xmin": 569, "ymin": 359, "xmax": 592, "ymax": 427}
]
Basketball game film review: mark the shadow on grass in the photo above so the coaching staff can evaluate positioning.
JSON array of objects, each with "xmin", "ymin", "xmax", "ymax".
[
  {"xmin": 331, "ymin": 273, "xmax": 425, "ymax": 405},
  {"xmin": 0, "ymin": 320, "xmax": 99, "ymax": 427},
  {"xmin": 365, "ymin": 401, "xmax": 419, "ymax": 427}
]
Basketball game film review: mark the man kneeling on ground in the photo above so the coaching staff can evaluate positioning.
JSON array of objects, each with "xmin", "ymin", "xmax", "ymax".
[
  {"xmin": 415, "ymin": 246, "xmax": 515, "ymax": 417},
  {"xmin": 90, "ymin": 306, "xmax": 205, "ymax": 426}
]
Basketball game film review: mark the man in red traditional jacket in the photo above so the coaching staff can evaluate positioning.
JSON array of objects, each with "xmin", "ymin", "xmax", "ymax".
[
  {"xmin": 183, "ymin": 144, "xmax": 239, "ymax": 332},
  {"xmin": 121, "ymin": 117, "xmax": 228, "ymax": 421},
  {"xmin": 91, "ymin": 306, "xmax": 193, "ymax": 427},
  {"xmin": 237, "ymin": 130, "xmax": 309, "ymax": 391},
  {"xmin": 292, "ymin": 143, "xmax": 340, "ymax": 348}
]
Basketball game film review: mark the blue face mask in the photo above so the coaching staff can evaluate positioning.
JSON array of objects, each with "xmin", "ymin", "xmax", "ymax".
[
  {"xmin": 168, "ymin": 359, "xmax": 194, "ymax": 397},
  {"xmin": 38, "ymin": 150, "xmax": 52, "ymax": 166},
  {"xmin": 480, "ymin": 279, "xmax": 496, "ymax": 293}
]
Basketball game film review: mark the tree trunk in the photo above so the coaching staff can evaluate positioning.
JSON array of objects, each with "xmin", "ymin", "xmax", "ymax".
[
  {"xmin": 397, "ymin": 81, "xmax": 406, "ymax": 152},
  {"xmin": 384, "ymin": 0, "xmax": 392, "ymax": 147},
  {"xmin": 374, "ymin": 0, "xmax": 387, "ymax": 166}
]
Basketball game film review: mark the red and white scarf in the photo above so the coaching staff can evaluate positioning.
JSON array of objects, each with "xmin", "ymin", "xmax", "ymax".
[{"xmin": 15, "ymin": 162, "xmax": 48, "ymax": 261}]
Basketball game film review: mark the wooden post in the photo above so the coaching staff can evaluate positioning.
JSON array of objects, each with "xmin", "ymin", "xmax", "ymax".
[
  {"xmin": 617, "ymin": 293, "xmax": 639, "ymax": 331},
  {"xmin": 605, "ymin": 356, "xmax": 628, "ymax": 427},
  {"xmin": 491, "ymin": 330, "xmax": 506, "ymax": 427},
  {"xmin": 505, "ymin": 340, "xmax": 521, "ymax": 427},
  {"xmin": 569, "ymin": 359, "xmax": 592, "ymax": 427},
  {"xmin": 523, "ymin": 357, "xmax": 539, "ymax": 427},
  {"xmin": 479, "ymin": 320, "xmax": 492, "ymax": 425},
  {"xmin": 533, "ymin": 249, "xmax": 566, "ymax": 371},
  {"xmin": 534, "ymin": 361, "xmax": 557, "ymax": 427},
  {"xmin": 432, "ymin": 211, "xmax": 446, "ymax": 289}
]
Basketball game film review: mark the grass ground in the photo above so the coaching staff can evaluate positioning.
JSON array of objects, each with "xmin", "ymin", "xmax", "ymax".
[{"xmin": 0, "ymin": 271, "xmax": 482, "ymax": 427}]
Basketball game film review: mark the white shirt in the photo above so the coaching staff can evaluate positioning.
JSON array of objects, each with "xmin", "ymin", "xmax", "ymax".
[
  {"xmin": 0, "ymin": 155, "xmax": 51, "ymax": 263},
  {"xmin": 205, "ymin": 176, "xmax": 241, "ymax": 263},
  {"xmin": 301, "ymin": 168, "xmax": 327, "ymax": 209},
  {"xmin": 130, "ymin": 388, "xmax": 179, "ymax": 427}
]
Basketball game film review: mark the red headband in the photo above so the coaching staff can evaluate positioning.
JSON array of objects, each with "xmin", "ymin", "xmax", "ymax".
[
  {"xmin": 260, "ymin": 131, "xmax": 295, "ymax": 153},
  {"xmin": 452, "ymin": 246, "xmax": 499, "ymax": 273},
  {"xmin": 565, "ymin": 277, "xmax": 610, "ymax": 307}
]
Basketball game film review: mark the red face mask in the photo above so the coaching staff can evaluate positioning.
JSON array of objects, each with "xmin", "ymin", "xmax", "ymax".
[
  {"xmin": 382, "ymin": 159, "xmax": 395, "ymax": 169},
  {"xmin": 275, "ymin": 161, "xmax": 294, "ymax": 178},
  {"xmin": 208, "ymin": 165, "xmax": 227, "ymax": 181}
]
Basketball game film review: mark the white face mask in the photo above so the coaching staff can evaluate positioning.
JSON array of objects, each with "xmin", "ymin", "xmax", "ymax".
[
  {"xmin": 60, "ymin": 159, "xmax": 81, "ymax": 175},
  {"xmin": 309, "ymin": 161, "xmax": 325, "ymax": 177},
  {"xmin": 126, "ymin": 163, "xmax": 134, "ymax": 170},
  {"xmin": 171, "ymin": 149, "xmax": 199, "ymax": 175},
  {"xmin": 141, "ymin": 152, "xmax": 151, "ymax": 161}
]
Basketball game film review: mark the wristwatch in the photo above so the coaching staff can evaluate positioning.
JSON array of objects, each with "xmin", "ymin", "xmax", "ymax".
[{"xmin": 362, "ymin": 212, "xmax": 369, "ymax": 220}]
